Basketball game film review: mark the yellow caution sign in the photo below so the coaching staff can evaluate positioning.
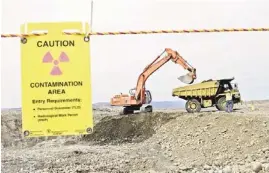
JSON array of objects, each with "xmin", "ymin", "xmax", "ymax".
[{"xmin": 20, "ymin": 22, "xmax": 93, "ymax": 137}]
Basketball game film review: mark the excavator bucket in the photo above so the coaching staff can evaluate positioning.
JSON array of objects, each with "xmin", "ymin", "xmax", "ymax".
[{"xmin": 178, "ymin": 72, "xmax": 195, "ymax": 84}]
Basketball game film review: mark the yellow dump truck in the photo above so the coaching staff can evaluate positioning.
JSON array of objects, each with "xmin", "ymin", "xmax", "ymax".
[{"xmin": 172, "ymin": 77, "xmax": 241, "ymax": 113}]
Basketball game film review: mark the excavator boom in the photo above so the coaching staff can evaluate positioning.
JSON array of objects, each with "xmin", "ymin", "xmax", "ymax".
[
  {"xmin": 134, "ymin": 48, "xmax": 196, "ymax": 101},
  {"xmin": 110, "ymin": 48, "xmax": 196, "ymax": 114}
]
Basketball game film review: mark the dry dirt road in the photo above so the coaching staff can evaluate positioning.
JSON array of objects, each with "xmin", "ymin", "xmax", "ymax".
[{"xmin": 1, "ymin": 100, "xmax": 269, "ymax": 173}]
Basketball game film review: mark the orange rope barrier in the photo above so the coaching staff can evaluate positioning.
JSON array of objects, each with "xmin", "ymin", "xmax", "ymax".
[
  {"xmin": 1, "ymin": 28, "xmax": 269, "ymax": 38},
  {"xmin": 1, "ymin": 33, "xmax": 47, "ymax": 38},
  {"xmin": 65, "ymin": 28, "xmax": 269, "ymax": 36}
]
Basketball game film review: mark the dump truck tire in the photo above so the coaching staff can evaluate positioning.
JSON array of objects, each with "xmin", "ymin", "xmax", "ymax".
[
  {"xmin": 216, "ymin": 96, "xmax": 227, "ymax": 111},
  {"xmin": 185, "ymin": 99, "xmax": 201, "ymax": 113}
]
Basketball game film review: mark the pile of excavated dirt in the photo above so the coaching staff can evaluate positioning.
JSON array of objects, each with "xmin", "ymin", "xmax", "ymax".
[
  {"xmin": 1, "ymin": 110, "xmax": 22, "ymax": 148},
  {"xmin": 1, "ymin": 101, "xmax": 269, "ymax": 173},
  {"xmin": 0, "ymin": 107, "xmax": 118, "ymax": 148},
  {"xmin": 142, "ymin": 112, "xmax": 269, "ymax": 172},
  {"xmin": 1, "ymin": 109, "xmax": 67, "ymax": 148},
  {"xmin": 83, "ymin": 112, "xmax": 179, "ymax": 144}
]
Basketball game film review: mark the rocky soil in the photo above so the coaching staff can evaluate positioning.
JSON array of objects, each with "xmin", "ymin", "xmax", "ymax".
[{"xmin": 1, "ymin": 100, "xmax": 269, "ymax": 173}]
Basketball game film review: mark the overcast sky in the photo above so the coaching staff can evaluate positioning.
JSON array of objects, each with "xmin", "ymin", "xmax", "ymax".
[{"xmin": 1, "ymin": 0, "xmax": 269, "ymax": 108}]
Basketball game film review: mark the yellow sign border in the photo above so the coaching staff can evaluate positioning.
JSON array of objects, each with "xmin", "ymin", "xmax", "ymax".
[{"xmin": 20, "ymin": 22, "xmax": 93, "ymax": 137}]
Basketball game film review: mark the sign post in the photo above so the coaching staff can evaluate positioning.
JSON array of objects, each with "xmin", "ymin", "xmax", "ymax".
[{"xmin": 20, "ymin": 22, "xmax": 93, "ymax": 137}]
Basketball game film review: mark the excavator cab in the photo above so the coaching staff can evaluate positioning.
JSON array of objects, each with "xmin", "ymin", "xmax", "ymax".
[
  {"xmin": 145, "ymin": 90, "xmax": 152, "ymax": 104},
  {"xmin": 129, "ymin": 88, "xmax": 152, "ymax": 104},
  {"xmin": 129, "ymin": 88, "xmax": 136, "ymax": 96}
]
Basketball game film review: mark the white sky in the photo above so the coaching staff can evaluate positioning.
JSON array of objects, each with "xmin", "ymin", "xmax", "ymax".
[{"xmin": 1, "ymin": 0, "xmax": 269, "ymax": 108}]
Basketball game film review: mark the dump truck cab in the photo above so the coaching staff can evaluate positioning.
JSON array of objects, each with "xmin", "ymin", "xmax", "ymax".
[
  {"xmin": 172, "ymin": 77, "xmax": 241, "ymax": 113},
  {"xmin": 214, "ymin": 78, "xmax": 241, "ymax": 111}
]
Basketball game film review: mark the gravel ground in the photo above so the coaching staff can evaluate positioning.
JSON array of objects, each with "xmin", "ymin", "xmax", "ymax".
[{"xmin": 1, "ymin": 100, "xmax": 269, "ymax": 173}]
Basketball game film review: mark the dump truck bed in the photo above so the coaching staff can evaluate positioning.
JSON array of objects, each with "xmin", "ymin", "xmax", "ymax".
[{"xmin": 172, "ymin": 79, "xmax": 220, "ymax": 98}]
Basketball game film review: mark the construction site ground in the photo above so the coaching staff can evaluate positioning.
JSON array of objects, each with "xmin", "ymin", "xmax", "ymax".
[{"xmin": 1, "ymin": 100, "xmax": 269, "ymax": 173}]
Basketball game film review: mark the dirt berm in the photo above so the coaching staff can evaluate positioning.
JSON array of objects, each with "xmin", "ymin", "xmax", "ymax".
[
  {"xmin": 1, "ymin": 101, "xmax": 269, "ymax": 173},
  {"xmin": 83, "ymin": 112, "xmax": 179, "ymax": 144}
]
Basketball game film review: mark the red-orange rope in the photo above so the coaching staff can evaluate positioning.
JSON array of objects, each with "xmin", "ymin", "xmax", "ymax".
[{"xmin": 2, "ymin": 28, "xmax": 269, "ymax": 37}]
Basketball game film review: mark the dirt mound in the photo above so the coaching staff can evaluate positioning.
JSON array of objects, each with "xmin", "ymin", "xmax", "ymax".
[
  {"xmin": 142, "ymin": 112, "xmax": 269, "ymax": 170},
  {"xmin": 2, "ymin": 102, "xmax": 269, "ymax": 173},
  {"xmin": 83, "ymin": 112, "xmax": 179, "ymax": 144},
  {"xmin": 1, "ymin": 108, "xmax": 178, "ymax": 147},
  {"xmin": 1, "ymin": 110, "xmax": 22, "ymax": 148},
  {"xmin": 1, "ymin": 110, "xmax": 62, "ymax": 148}
]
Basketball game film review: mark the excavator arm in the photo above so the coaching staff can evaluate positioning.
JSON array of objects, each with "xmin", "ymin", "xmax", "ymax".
[
  {"xmin": 134, "ymin": 48, "xmax": 196, "ymax": 102},
  {"xmin": 110, "ymin": 48, "xmax": 196, "ymax": 114}
]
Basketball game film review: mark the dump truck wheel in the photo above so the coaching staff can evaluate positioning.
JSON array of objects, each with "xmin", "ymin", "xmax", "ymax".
[
  {"xmin": 216, "ymin": 96, "xmax": 227, "ymax": 111},
  {"xmin": 185, "ymin": 99, "xmax": 201, "ymax": 113}
]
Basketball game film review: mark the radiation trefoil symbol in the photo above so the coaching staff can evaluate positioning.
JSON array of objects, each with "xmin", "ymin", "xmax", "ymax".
[{"xmin": 42, "ymin": 52, "xmax": 69, "ymax": 75}]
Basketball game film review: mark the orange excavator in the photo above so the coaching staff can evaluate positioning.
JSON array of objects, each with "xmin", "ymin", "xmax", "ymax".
[{"xmin": 110, "ymin": 48, "xmax": 197, "ymax": 115}]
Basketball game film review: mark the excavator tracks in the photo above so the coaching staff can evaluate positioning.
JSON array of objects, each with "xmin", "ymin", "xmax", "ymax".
[{"xmin": 120, "ymin": 105, "xmax": 153, "ymax": 115}]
